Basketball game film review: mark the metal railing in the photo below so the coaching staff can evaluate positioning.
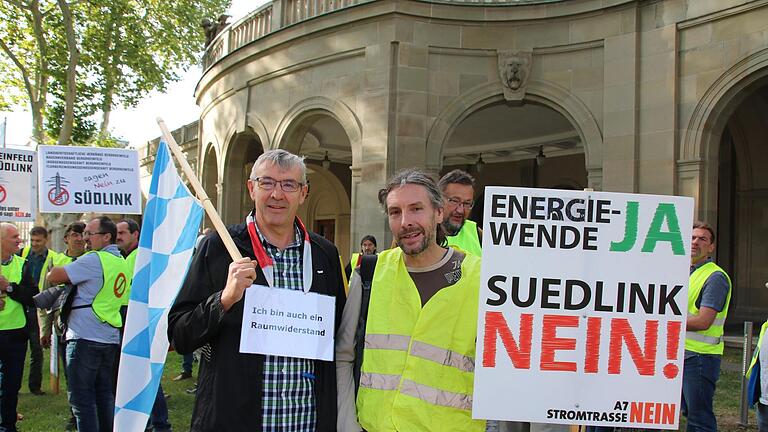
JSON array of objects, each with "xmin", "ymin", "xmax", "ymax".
[{"xmin": 201, "ymin": 0, "xmax": 560, "ymax": 69}]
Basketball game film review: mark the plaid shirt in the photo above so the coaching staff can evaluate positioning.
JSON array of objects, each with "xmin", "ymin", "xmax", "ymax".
[{"xmin": 255, "ymin": 223, "xmax": 316, "ymax": 431}]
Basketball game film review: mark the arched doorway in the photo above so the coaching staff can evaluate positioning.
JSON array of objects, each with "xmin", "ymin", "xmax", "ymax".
[
  {"xmin": 201, "ymin": 144, "xmax": 219, "ymax": 229},
  {"xmin": 276, "ymin": 109, "xmax": 354, "ymax": 262},
  {"xmin": 713, "ymin": 79, "xmax": 768, "ymax": 324},
  {"xmin": 440, "ymin": 99, "xmax": 588, "ymax": 227},
  {"xmin": 222, "ymin": 130, "xmax": 263, "ymax": 224}
]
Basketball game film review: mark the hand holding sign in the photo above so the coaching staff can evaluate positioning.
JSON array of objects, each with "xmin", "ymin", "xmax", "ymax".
[{"xmin": 221, "ymin": 258, "xmax": 258, "ymax": 312}]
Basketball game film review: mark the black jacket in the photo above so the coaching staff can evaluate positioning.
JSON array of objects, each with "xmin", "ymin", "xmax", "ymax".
[{"xmin": 168, "ymin": 222, "xmax": 346, "ymax": 432}]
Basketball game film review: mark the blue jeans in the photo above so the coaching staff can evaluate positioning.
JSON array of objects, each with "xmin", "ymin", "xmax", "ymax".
[
  {"xmin": 0, "ymin": 330, "xmax": 27, "ymax": 432},
  {"xmin": 757, "ymin": 403, "xmax": 768, "ymax": 432},
  {"xmin": 182, "ymin": 352, "xmax": 193, "ymax": 375},
  {"xmin": 66, "ymin": 339, "xmax": 119, "ymax": 432},
  {"xmin": 681, "ymin": 353, "xmax": 721, "ymax": 432},
  {"xmin": 148, "ymin": 384, "xmax": 172, "ymax": 431}
]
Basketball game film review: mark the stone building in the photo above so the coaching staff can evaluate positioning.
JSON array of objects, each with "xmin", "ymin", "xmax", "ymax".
[{"xmin": 140, "ymin": 0, "xmax": 768, "ymax": 324}]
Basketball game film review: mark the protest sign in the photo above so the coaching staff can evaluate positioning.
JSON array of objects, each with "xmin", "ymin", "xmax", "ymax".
[
  {"xmin": 38, "ymin": 145, "xmax": 141, "ymax": 214},
  {"xmin": 240, "ymin": 285, "xmax": 335, "ymax": 361},
  {"xmin": 472, "ymin": 187, "xmax": 693, "ymax": 429},
  {"xmin": 0, "ymin": 148, "xmax": 36, "ymax": 221}
]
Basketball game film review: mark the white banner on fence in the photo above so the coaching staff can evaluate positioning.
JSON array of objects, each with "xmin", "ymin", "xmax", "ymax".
[
  {"xmin": 37, "ymin": 145, "xmax": 141, "ymax": 214},
  {"xmin": 472, "ymin": 187, "xmax": 694, "ymax": 430},
  {"xmin": 0, "ymin": 148, "xmax": 36, "ymax": 221}
]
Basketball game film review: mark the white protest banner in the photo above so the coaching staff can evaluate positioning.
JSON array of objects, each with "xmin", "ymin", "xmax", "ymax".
[
  {"xmin": 473, "ymin": 188, "xmax": 693, "ymax": 429},
  {"xmin": 0, "ymin": 148, "xmax": 36, "ymax": 221},
  {"xmin": 37, "ymin": 145, "xmax": 141, "ymax": 214},
  {"xmin": 240, "ymin": 285, "xmax": 335, "ymax": 360}
]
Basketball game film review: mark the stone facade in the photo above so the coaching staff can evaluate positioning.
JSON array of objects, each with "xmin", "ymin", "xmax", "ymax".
[{"xmin": 143, "ymin": 0, "xmax": 768, "ymax": 323}]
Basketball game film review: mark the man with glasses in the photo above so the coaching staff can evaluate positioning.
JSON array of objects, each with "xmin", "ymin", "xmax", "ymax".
[
  {"xmin": 169, "ymin": 149, "xmax": 346, "ymax": 431},
  {"xmin": 438, "ymin": 169, "xmax": 482, "ymax": 256},
  {"xmin": 17, "ymin": 226, "xmax": 53, "ymax": 396},
  {"xmin": 47, "ymin": 216, "xmax": 129, "ymax": 431},
  {"xmin": 39, "ymin": 221, "xmax": 85, "ymax": 431}
]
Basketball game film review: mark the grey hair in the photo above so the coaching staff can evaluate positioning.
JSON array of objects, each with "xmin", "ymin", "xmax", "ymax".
[
  {"xmin": 378, "ymin": 169, "xmax": 444, "ymax": 212},
  {"xmin": 250, "ymin": 149, "xmax": 307, "ymax": 184},
  {"xmin": 0, "ymin": 222, "xmax": 18, "ymax": 234},
  {"xmin": 378, "ymin": 169, "xmax": 447, "ymax": 247},
  {"xmin": 438, "ymin": 169, "xmax": 475, "ymax": 192}
]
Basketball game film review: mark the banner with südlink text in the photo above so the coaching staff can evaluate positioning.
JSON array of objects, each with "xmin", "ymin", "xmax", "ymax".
[
  {"xmin": 472, "ymin": 188, "xmax": 693, "ymax": 429},
  {"xmin": 0, "ymin": 148, "xmax": 36, "ymax": 221},
  {"xmin": 38, "ymin": 145, "xmax": 141, "ymax": 214}
]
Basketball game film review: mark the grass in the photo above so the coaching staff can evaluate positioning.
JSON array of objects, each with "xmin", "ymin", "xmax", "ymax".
[
  {"xmin": 16, "ymin": 350, "xmax": 195, "ymax": 431},
  {"xmin": 11, "ymin": 346, "xmax": 760, "ymax": 431}
]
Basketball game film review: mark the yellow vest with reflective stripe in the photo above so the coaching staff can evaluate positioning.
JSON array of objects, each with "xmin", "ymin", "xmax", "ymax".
[
  {"xmin": 685, "ymin": 261, "xmax": 731, "ymax": 355},
  {"xmin": 446, "ymin": 220, "xmax": 482, "ymax": 257},
  {"xmin": 122, "ymin": 248, "xmax": 137, "ymax": 306},
  {"xmin": 747, "ymin": 321, "xmax": 768, "ymax": 379},
  {"xmin": 89, "ymin": 251, "xmax": 129, "ymax": 328},
  {"xmin": 0, "ymin": 255, "xmax": 27, "ymax": 330},
  {"xmin": 21, "ymin": 246, "xmax": 58, "ymax": 291},
  {"xmin": 356, "ymin": 248, "xmax": 485, "ymax": 432}
]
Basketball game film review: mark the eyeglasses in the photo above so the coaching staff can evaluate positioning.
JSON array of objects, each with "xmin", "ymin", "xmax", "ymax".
[
  {"xmin": 83, "ymin": 231, "xmax": 107, "ymax": 237},
  {"xmin": 446, "ymin": 197, "xmax": 474, "ymax": 209},
  {"xmin": 251, "ymin": 176, "xmax": 304, "ymax": 193}
]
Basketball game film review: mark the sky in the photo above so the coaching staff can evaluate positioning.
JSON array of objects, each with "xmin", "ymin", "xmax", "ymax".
[{"xmin": 1, "ymin": 0, "xmax": 265, "ymax": 149}]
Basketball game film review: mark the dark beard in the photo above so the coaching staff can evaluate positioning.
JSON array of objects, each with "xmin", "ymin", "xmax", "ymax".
[{"xmin": 443, "ymin": 219, "xmax": 463, "ymax": 236}]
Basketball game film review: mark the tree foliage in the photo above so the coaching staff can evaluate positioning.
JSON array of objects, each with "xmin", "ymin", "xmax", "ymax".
[{"xmin": 0, "ymin": 0, "xmax": 231, "ymax": 146}]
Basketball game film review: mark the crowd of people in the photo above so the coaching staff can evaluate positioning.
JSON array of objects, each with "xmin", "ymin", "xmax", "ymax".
[
  {"xmin": 0, "ymin": 148, "xmax": 743, "ymax": 431},
  {"xmin": 0, "ymin": 217, "xmax": 172, "ymax": 432}
]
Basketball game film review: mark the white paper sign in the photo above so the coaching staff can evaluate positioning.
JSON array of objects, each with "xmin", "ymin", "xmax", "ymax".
[
  {"xmin": 240, "ymin": 285, "xmax": 335, "ymax": 360},
  {"xmin": 37, "ymin": 145, "xmax": 141, "ymax": 214},
  {"xmin": 473, "ymin": 187, "xmax": 694, "ymax": 429},
  {"xmin": 0, "ymin": 148, "xmax": 36, "ymax": 221}
]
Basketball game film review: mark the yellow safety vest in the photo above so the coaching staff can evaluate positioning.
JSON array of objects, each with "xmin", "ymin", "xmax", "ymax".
[
  {"xmin": 685, "ymin": 261, "xmax": 731, "ymax": 355},
  {"xmin": 356, "ymin": 248, "xmax": 485, "ymax": 432},
  {"xmin": 122, "ymin": 248, "xmax": 138, "ymax": 306},
  {"xmin": 446, "ymin": 220, "xmax": 482, "ymax": 257},
  {"xmin": 0, "ymin": 255, "xmax": 27, "ymax": 330},
  {"xmin": 747, "ymin": 321, "xmax": 768, "ymax": 379},
  {"xmin": 54, "ymin": 253, "xmax": 76, "ymax": 266},
  {"xmin": 87, "ymin": 251, "xmax": 130, "ymax": 328},
  {"xmin": 350, "ymin": 252, "xmax": 361, "ymax": 268},
  {"xmin": 21, "ymin": 246, "xmax": 58, "ymax": 291}
]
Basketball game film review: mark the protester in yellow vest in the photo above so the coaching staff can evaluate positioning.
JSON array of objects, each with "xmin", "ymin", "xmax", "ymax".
[
  {"xmin": 438, "ymin": 169, "xmax": 482, "ymax": 256},
  {"xmin": 336, "ymin": 169, "xmax": 485, "ymax": 432},
  {"xmin": 18, "ymin": 225, "xmax": 54, "ymax": 396},
  {"xmin": 39, "ymin": 221, "xmax": 86, "ymax": 350},
  {"xmin": 116, "ymin": 218, "xmax": 140, "ymax": 308},
  {"xmin": 0, "ymin": 222, "xmax": 37, "ymax": 432},
  {"xmin": 345, "ymin": 235, "xmax": 378, "ymax": 280},
  {"xmin": 683, "ymin": 221, "xmax": 731, "ymax": 432},
  {"xmin": 38, "ymin": 220, "xmax": 85, "ymax": 432},
  {"xmin": 47, "ymin": 216, "xmax": 129, "ymax": 432}
]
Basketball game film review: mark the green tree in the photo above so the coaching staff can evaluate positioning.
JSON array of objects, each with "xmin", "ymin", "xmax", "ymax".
[
  {"xmin": 0, "ymin": 0, "xmax": 230, "ymax": 146},
  {"xmin": 0, "ymin": 0, "xmax": 230, "ymax": 248}
]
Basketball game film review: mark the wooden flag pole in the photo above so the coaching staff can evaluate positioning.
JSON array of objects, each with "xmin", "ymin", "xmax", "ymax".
[{"xmin": 156, "ymin": 118, "xmax": 243, "ymax": 262}]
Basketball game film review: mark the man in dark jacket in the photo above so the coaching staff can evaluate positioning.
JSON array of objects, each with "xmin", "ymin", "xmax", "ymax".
[{"xmin": 168, "ymin": 149, "xmax": 346, "ymax": 432}]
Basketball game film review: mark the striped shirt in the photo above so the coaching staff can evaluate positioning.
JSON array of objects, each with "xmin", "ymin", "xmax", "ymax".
[{"xmin": 255, "ymin": 223, "xmax": 316, "ymax": 431}]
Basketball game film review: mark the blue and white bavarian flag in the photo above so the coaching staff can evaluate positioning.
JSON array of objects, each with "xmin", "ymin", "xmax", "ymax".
[{"xmin": 114, "ymin": 140, "xmax": 204, "ymax": 431}]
